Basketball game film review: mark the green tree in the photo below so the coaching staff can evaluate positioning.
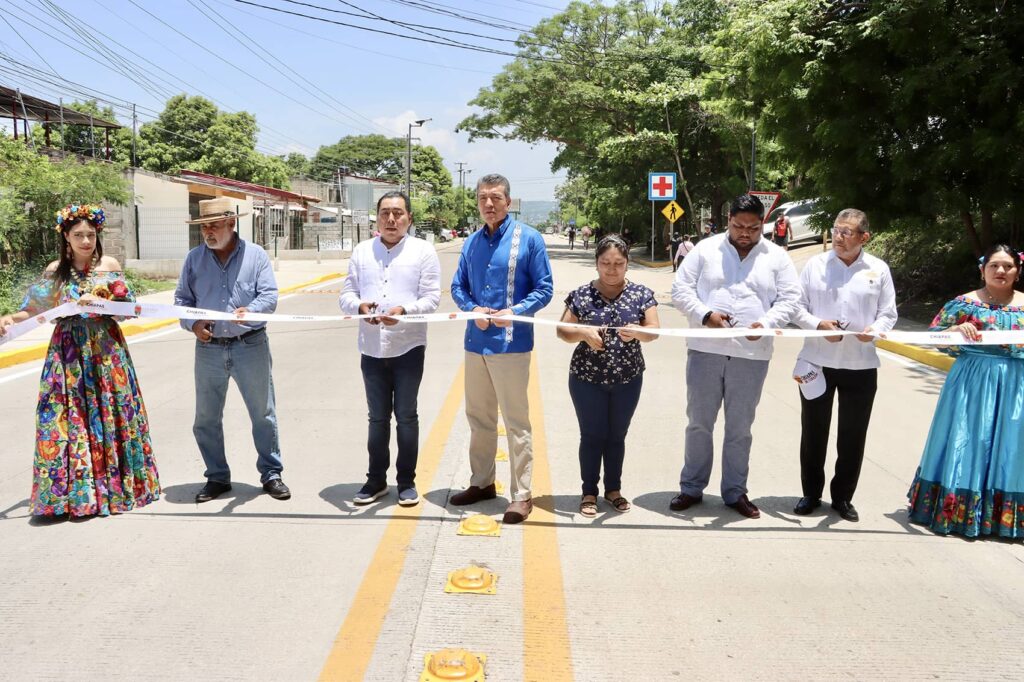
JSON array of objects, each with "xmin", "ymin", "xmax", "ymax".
[
  {"xmin": 136, "ymin": 95, "xmax": 289, "ymax": 188},
  {"xmin": 281, "ymin": 152, "xmax": 311, "ymax": 177},
  {"xmin": 310, "ymin": 134, "xmax": 405, "ymax": 182},
  {"xmin": 709, "ymin": 0, "xmax": 1024, "ymax": 254},
  {"xmin": 457, "ymin": 0, "xmax": 767, "ymax": 243},
  {"xmin": 0, "ymin": 133, "xmax": 132, "ymax": 264}
]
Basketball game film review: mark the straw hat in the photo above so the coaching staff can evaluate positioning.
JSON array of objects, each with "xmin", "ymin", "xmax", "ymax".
[{"xmin": 186, "ymin": 197, "xmax": 249, "ymax": 224}]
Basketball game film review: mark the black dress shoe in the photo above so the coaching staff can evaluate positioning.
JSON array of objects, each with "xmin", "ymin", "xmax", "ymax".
[
  {"xmin": 263, "ymin": 479, "xmax": 291, "ymax": 500},
  {"xmin": 450, "ymin": 484, "xmax": 497, "ymax": 506},
  {"xmin": 727, "ymin": 494, "xmax": 761, "ymax": 519},
  {"xmin": 669, "ymin": 493, "xmax": 702, "ymax": 511},
  {"xmin": 793, "ymin": 497, "xmax": 821, "ymax": 515},
  {"xmin": 832, "ymin": 500, "xmax": 859, "ymax": 522},
  {"xmin": 195, "ymin": 481, "xmax": 231, "ymax": 503}
]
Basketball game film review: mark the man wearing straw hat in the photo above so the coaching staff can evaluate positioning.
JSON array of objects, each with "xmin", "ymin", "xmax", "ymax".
[{"xmin": 174, "ymin": 197, "xmax": 291, "ymax": 503}]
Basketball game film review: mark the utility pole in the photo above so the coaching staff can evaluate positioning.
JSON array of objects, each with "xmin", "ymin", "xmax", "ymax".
[
  {"xmin": 131, "ymin": 103, "xmax": 138, "ymax": 167},
  {"xmin": 406, "ymin": 118, "xmax": 430, "ymax": 195},
  {"xmin": 749, "ymin": 119, "xmax": 757, "ymax": 190},
  {"xmin": 456, "ymin": 161, "xmax": 468, "ymax": 227}
]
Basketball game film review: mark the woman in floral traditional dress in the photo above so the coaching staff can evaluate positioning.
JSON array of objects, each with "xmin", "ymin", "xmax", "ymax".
[
  {"xmin": 0, "ymin": 204, "xmax": 160, "ymax": 517},
  {"xmin": 907, "ymin": 244, "xmax": 1024, "ymax": 538},
  {"xmin": 557, "ymin": 235, "xmax": 660, "ymax": 517}
]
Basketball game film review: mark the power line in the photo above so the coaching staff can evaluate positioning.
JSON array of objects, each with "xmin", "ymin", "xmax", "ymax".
[
  {"xmin": 90, "ymin": 0, "xmax": 316, "ymax": 154},
  {"xmin": 0, "ymin": 11, "xmax": 60, "ymax": 76},
  {"xmin": 126, "ymin": 0, "xmax": 390, "ymax": 135},
  {"xmin": 192, "ymin": 0, "xmax": 393, "ymax": 136},
  {"xmin": 209, "ymin": 0, "xmax": 498, "ymax": 76}
]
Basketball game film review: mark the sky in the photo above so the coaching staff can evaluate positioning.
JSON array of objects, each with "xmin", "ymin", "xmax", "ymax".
[{"xmin": 0, "ymin": 0, "xmax": 571, "ymax": 200}]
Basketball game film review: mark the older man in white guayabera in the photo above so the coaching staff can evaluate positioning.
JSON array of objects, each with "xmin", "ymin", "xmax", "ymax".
[{"xmin": 790, "ymin": 208, "xmax": 897, "ymax": 523}]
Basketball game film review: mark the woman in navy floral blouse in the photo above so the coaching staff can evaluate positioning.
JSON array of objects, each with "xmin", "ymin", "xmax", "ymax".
[{"xmin": 557, "ymin": 235, "xmax": 660, "ymax": 517}]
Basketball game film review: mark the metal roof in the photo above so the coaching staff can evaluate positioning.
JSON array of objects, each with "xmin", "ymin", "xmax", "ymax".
[{"xmin": 0, "ymin": 86, "xmax": 122, "ymax": 128}]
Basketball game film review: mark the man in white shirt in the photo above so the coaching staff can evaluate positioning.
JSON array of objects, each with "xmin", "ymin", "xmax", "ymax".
[
  {"xmin": 670, "ymin": 194, "xmax": 801, "ymax": 519},
  {"xmin": 790, "ymin": 209, "xmax": 897, "ymax": 522},
  {"xmin": 339, "ymin": 191, "xmax": 442, "ymax": 506}
]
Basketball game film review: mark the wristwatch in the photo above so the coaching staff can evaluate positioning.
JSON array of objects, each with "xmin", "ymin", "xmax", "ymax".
[{"xmin": 702, "ymin": 311, "xmax": 714, "ymax": 326}]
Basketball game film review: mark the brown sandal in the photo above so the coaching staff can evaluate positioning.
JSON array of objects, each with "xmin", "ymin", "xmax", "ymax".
[
  {"xmin": 579, "ymin": 497, "xmax": 598, "ymax": 517},
  {"xmin": 604, "ymin": 494, "xmax": 631, "ymax": 513}
]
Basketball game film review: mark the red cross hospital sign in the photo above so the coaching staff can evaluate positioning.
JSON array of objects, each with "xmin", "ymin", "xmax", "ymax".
[{"xmin": 648, "ymin": 172, "xmax": 676, "ymax": 201}]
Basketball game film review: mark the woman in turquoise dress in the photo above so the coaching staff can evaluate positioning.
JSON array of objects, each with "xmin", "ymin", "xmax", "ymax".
[
  {"xmin": 907, "ymin": 244, "xmax": 1024, "ymax": 538},
  {"xmin": 0, "ymin": 204, "xmax": 160, "ymax": 518}
]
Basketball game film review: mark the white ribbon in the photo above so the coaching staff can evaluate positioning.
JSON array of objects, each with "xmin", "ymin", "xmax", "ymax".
[{"xmin": 2, "ymin": 298, "xmax": 1021, "ymax": 348}]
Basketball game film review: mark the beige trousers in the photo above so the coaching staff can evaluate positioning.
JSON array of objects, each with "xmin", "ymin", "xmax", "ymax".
[{"xmin": 464, "ymin": 351, "xmax": 533, "ymax": 501}]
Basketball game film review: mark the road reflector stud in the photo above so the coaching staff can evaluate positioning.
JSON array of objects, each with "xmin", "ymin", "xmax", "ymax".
[
  {"xmin": 420, "ymin": 649, "xmax": 486, "ymax": 681},
  {"xmin": 445, "ymin": 565, "xmax": 498, "ymax": 594},
  {"xmin": 496, "ymin": 448, "xmax": 508, "ymax": 462},
  {"xmin": 457, "ymin": 513, "xmax": 500, "ymax": 536},
  {"xmin": 495, "ymin": 480, "xmax": 505, "ymax": 494}
]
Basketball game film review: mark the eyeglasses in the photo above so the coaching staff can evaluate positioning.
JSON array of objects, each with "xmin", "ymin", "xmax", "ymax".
[{"xmin": 831, "ymin": 227, "xmax": 863, "ymax": 238}]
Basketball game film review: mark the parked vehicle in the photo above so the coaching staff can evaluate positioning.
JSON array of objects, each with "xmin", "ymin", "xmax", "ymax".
[{"xmin": 762, "ymin": 199, "xmax": 822, "ymax": 243}]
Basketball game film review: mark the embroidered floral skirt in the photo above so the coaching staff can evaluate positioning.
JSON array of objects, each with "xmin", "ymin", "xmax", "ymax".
[
  {"xmin": 30, "ymin": 318, "xmax": 160, "ymax": 517},
  {"xmin": 908, "ymin": 351, "xmax": 1024, "ymax": 538}
]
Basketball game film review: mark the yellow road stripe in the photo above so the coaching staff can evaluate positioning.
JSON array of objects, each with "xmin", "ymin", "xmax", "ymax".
[
  {"xmin": 523, "ymin": 356, "xmax": 574, "ymax": 682},
  {"xmin": 0, "ymin": 273, "xmax": 346, "ymax": 370},
  {"xmin": 318, "ymin": 363, "xmax": 465, "ymax": 682}
]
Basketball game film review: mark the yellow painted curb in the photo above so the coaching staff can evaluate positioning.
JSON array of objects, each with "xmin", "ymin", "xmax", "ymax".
[
  {"xmin": 632, "ymin": 257, "xmax": 671, "ymax": 268},
  {"xmin": 0, "ymin": 272, "xmax": 346, "ymax": 371},
  {"xmin": 876, "ymin": 339, "xmax": 953, "ymax": 372}
]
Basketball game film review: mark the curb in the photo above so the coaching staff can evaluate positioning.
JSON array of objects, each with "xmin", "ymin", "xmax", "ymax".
[
  {"xmin": 0, "ymin": 272, "xmax": 346, "ymax": 371},
  {"xmin": 632, "ymin": 257, "xmax": 672, "ymax": 268},
  {"xmin": 876, "ymin": 339, "xmax": 953, "ymax": 372}
]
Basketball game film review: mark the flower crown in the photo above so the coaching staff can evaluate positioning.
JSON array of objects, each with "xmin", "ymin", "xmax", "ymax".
[{"xmin": 54, "ymin": 204, "xmax": 106, "ymax": 233}]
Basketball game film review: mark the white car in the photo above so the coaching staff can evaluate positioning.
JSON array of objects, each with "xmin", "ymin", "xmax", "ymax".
[{"xmin": 762, "ymin": 199, "xmax": 822, "ymax": 243}]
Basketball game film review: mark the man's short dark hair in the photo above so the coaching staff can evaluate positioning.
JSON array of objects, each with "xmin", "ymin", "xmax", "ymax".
[
  {"xmin": 376, "ymin": 191, "xmax": 411, "ymax": 214},
  {"xmin": 476, "ymin": 173, "xmax": 511, "ymax": 199},
  {"xmin": 729, "ymin": 194, "xmax": 765, "ymax": 220}
]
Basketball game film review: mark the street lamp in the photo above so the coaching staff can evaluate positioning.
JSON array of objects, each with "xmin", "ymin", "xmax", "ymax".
[{"xmin": 406, "ymin": 118, "xmax": 430, "ymax": 195}]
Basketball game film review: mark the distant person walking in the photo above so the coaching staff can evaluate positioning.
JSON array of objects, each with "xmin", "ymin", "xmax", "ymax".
[
  {"xmin": 557, "ymin": 235, "xmax": 660, "ymax": 517},
  {"xmin": 567, "ymin": 225, "xmax": 576, "ymax": 250},
  {"xmin": 339, "ymin": 191, "xmax": 441, "ymax": 507},
  {"xmin": 667, "ymin": 233, "xmax": 683, "ymax": 271},
  {"xmin": 675, "ymin": 234, "xmax": 694, "ymax": 270},
  {"xmin": 774, "ymin": 213, "xmax": 793, "ymax": 250},
  {"xmin": 581, "ymin": 225, "xmax": 592, "ymax": 250},
  {"xmin": 450, "ymin": 173, "xmax": 554, "ymax": 524}
]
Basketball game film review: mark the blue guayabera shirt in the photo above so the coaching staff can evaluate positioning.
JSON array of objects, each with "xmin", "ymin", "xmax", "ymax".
[
  {"xmin": 174, "ymin": 237, "xmax": 278, "ymax": 338},
  {"xmin": 451, "ymin": 214, "xmax": 553, "ymax": 354}
]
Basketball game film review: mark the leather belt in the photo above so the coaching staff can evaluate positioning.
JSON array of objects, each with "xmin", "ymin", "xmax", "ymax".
[{"xmin": 209, "ymin": 327, "xmax": 265, "ymax": 345}]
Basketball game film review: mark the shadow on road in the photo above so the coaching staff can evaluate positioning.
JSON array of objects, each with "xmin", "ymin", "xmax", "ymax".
[{"xmin": 160, "ymin": 482, "xmax": 263, "ymax": 514}]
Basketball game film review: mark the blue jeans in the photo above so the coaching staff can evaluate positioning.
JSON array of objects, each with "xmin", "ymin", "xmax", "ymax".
[
  {"xmin": 360, "ymin": 345, "xmax": 425, "ymax": 488},
  {"xmin": 193, "ymin": 329, "xmax": 283, "ymax": 484},
  {"xmin": 568, "ymin": 374, "xmax": 643, "ymax": 497}
]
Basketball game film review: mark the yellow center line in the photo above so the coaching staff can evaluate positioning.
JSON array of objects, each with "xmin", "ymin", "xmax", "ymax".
[
  {"xmin": 523, "ymin": 355, "xmax": 574, "ymax": 681},
  {"xmin": 317, "ymin": 363, "xmax": 465, "ymax": 682}
]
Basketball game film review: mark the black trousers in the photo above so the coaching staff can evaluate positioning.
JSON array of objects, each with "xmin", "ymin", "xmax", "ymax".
[{"xmin": 799, "ymin": 367, "xmax": 877, "ymax": 503}]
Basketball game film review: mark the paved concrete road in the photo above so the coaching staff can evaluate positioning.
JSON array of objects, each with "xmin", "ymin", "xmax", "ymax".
[{"xmin": 0, "ymin": 237, "xmax": 1020, "ymax": 681}]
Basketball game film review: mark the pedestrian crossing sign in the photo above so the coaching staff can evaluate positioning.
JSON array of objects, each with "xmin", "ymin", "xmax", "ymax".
[{"xmin": 661, "ymin": 201, "xmax": 684, "ymax": 224}]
